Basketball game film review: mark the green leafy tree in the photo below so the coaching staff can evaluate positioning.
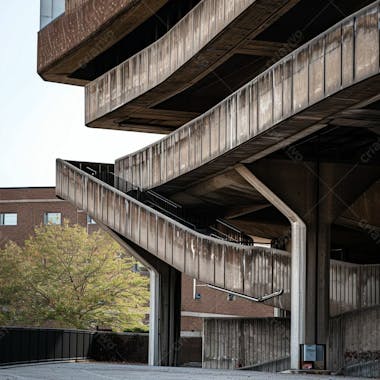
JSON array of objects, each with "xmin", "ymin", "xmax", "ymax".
[{"xmin": 0, "ymin": 223, "xmax": 149, "ymax": 331}]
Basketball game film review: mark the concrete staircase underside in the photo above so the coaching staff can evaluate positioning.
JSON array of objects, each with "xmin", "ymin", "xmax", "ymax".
[
  {"xmin": 113, "ymin": 1, "xmax": 380, "ymax": 193},
  {"xmin": 57, "ymin": 159, "xmax": 380, "ymax": 315}
]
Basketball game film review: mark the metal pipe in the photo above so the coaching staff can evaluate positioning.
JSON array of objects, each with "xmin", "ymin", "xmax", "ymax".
[
  {"xmin": 234, "ymin": 164, "xmax": 306, "ymax": 370},
  {"xmin": 206, "ymin": 284, "xmax": 283, "ymax": 303}
]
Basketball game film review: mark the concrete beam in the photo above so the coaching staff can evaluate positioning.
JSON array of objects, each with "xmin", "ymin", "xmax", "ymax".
[
  {"xmin": 234, "ymin": 164, "xmax": 306, "ymax": 370},
  {"xmin": 115, "ymin": 2, "xmax": 380, "ymax": 190},
  {"xmin": 38, "ymin": 0, "xmax": 168, "ymax": 85},
  {"xmin": 236, "ymin": 40, "xmax": 291, "ymax": 56},
  {"xmin": 225, "ymin": 203, "xmax": 271, "ymax": 219},
  {"xmin": 85, "ymin": 0, "xmax": 300, "ymax": 131}
]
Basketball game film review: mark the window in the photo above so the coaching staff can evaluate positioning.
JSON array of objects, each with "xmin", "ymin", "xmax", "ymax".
[
  {"xmin": 40, "ymin": 0, "xmax": 65, "ymax": 29},
  {"xmin": 87, "ymin": 215, "xmax": 96, "ymax": 225},
  {"xmin": 0, "ymin": 213, "xmax": 17, "ymax": 226},
  {"xmin": 44, "ymin": 212, "xmax": 61, "ymax": 225}
]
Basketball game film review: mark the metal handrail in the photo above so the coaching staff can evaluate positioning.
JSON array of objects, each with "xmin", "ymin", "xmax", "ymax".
[
  {"xmin": 68, "ymin": 160, "xmax": 255, "ymax": 245},
  {"xmin": 206, "ymin": 284, "xmax": 284, "ymax": 303},
  {"xmin": 146, "ymin": 190, "xmax": 182, "ymax": 210},
  {"xmin": 58, "ymin": 159, "xmax": 290, "ymax": 254}
]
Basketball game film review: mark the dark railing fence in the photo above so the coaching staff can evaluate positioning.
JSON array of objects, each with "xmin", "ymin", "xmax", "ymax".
[
  {"xmin": 0, "ymin": 327, "xmax": 200, "ymax": 366},
  {"xmin": 0, "ymin": 327, "xmax": 93, "ymax": 365},
  {"xmin": 0, "ymin": 327, "xmax": 150, "ymax": 366}
]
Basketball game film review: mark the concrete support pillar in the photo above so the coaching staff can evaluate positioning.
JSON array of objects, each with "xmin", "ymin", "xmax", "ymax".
[
  {"xmin": 149, "ymin": 269, "xmax": 160, "ymax": 365},
  {"xmin": 235, "ymin": 164, "xmax": 306, "ymax": 369},
  {"xmin": 95, "ymin": 226, "xmax": 182, "ymax": 366},
  {"xmin": 157, "ymin": 264, "xmax": 182, "ymax": 366},
  {"xmin": 145, "ymin": 260, "xmax": 182, "ymax": 366},
  {"xmin": 248, "ymin": 158, "xmax": 380, "ymax": 366}
]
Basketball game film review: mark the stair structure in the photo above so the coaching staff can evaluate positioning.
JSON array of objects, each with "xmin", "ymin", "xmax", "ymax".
[{"xmin": 39, "ymin": 0, "xmax": 380, "ymax": 375}]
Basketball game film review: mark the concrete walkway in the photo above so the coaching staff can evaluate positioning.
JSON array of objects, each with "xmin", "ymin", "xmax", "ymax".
[{"xmin": 0, "ymin": 363, "xmax": 368, "ymax": 380}]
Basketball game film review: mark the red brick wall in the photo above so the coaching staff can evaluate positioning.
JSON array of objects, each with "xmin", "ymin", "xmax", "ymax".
[
  {"xmin": 0, "ymin": 187, "xmax": 97, "ymax": 247},
  {"xmin": 181, "ymin": 274, "xmax": 274, "ymax": 331}
]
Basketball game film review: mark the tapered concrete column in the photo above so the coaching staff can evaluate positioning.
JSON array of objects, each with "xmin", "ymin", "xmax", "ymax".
[
  {"xmin": 247, "ymin": 158, "xmax": 380, "ymax": 364},
  {"xmin": 158, "ymin": 265, "xmax": 182, "ymax": 366},
  {"xmin": 235, "ymin": 164, "xmax": 306, "ymax": 370},
  {"xmin": 141, "ymin": 262, "xmax": 182, "ymax": 366},
  {"xmin": 95, "ymin": 225, "xmax": 182, "ymax": 366},
  {"xmin": 149, "ymin": 269, "xmax": 160, "ymax": 365}
]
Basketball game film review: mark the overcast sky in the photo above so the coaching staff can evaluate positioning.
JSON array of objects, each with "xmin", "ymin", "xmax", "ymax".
[{"xmin": 0, "ymin": 1, "xmax": 162, "ymax": 188}]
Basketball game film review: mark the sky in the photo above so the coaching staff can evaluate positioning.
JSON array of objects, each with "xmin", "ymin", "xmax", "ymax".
[{"xmin": 0, "ymin": 1, "xmax": 162, "ymax": 188}]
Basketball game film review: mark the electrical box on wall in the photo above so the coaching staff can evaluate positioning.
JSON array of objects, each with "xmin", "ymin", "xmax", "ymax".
[{"xmin": 300, "ymin": 344, "xmax": 326, "ymax": 370}]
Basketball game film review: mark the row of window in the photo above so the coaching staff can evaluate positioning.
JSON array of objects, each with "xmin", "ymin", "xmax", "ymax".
[{"xmin": 0, "ymin": 213, "xmax": 96, "ymax": 226}]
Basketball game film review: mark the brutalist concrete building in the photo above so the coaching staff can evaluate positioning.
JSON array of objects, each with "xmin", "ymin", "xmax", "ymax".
[{"xmin": 38, "ymin": 0, "xmax": 380, "ymax": 374}]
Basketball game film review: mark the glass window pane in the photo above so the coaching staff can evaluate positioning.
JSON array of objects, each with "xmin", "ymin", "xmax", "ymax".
[
  {"xmin": 44, "ymin": 212, "xmax": 61, "ymax": 225},
  {"xmin": 0, "ymin": 213, "xmax": 17, "ymax": 226}
]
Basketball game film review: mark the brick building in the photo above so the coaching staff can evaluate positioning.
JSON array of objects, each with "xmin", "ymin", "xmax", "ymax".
[
  {"xmin": 0, "ymin": 187, "xmax": 97, "ymax": 247},
  {"xmin": 0, "ymin": 187, "xmax": 274, "ymax": 336}
]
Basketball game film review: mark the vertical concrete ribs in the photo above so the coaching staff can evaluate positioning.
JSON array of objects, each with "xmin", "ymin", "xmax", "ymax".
[{"xmin": 56, "ymin": 159, "xmax": 380, "ymax": 315}]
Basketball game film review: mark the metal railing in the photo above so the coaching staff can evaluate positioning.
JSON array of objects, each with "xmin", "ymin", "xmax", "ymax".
[
  {"xmin": 0, "ymin": 327, "xmax": 150, "ymax": 366},
  {"xmin": 0, "ymin": 327, "xmax": 93, "ymax": 365},
  {"xmin": 57, "ymin": 159, "xmax": 380, "ymax": 314},
  {"xmin": 69, "ymin": 160, "xmax": 252, "ymax": 245},
  {"xmin": 58, "ymin": 159, "xmax": 292, "ymax": 309}
]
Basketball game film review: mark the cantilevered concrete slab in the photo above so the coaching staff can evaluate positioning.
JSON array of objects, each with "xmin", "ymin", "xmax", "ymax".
[
  {"xmin": 114, "ymin": 2, "xmax": 380, "ymax": 192},
  {"xmin": 38, "ymin": 0, "xmax": 168, "ymax": 85},
  {"xmin": 85, "ymin": 0, "xmax": 300, "ymax": 132}
]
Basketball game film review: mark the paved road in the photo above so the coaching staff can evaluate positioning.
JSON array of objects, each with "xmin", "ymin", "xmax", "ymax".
[{"xmin": 0, "ymin": 363, "xmax": 369, "ymax": 380}]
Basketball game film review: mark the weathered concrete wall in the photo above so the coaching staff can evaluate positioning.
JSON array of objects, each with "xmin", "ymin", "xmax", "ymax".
[
  {"xmin": 85, "ymin": 0, "xmax": 255, "ymax": 124},
  {"xmin": 114, "ymin": 2, "xmax": 380, "ymax": 190},
  {"xmin": 202, "ymin": 318, "xmax": 290, "ymax": 369},
  {"xmin": 330, "ymin": 260, "xmax": 380, "ymax": 316},
  {"xmin": 85, "ymin": 0, "xmax": 299, "ymax": 130},
  {"xmin": 38, "ymin": 0, "xmax": 167, "ymax": 84},
  {"xmin": 57, "ymin": 159, "xmax": 292, "ymax": 310},
  {"xmin": 57, "ymin": 160, "xmax": 380, "ymax": 316},
  {"xmin": 328, "ymin": 306, "xmax": 380, "ymax": 377},
  {"xmin": 203, "ymin": 308, "xmax": 380, "ymax": 376}
]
